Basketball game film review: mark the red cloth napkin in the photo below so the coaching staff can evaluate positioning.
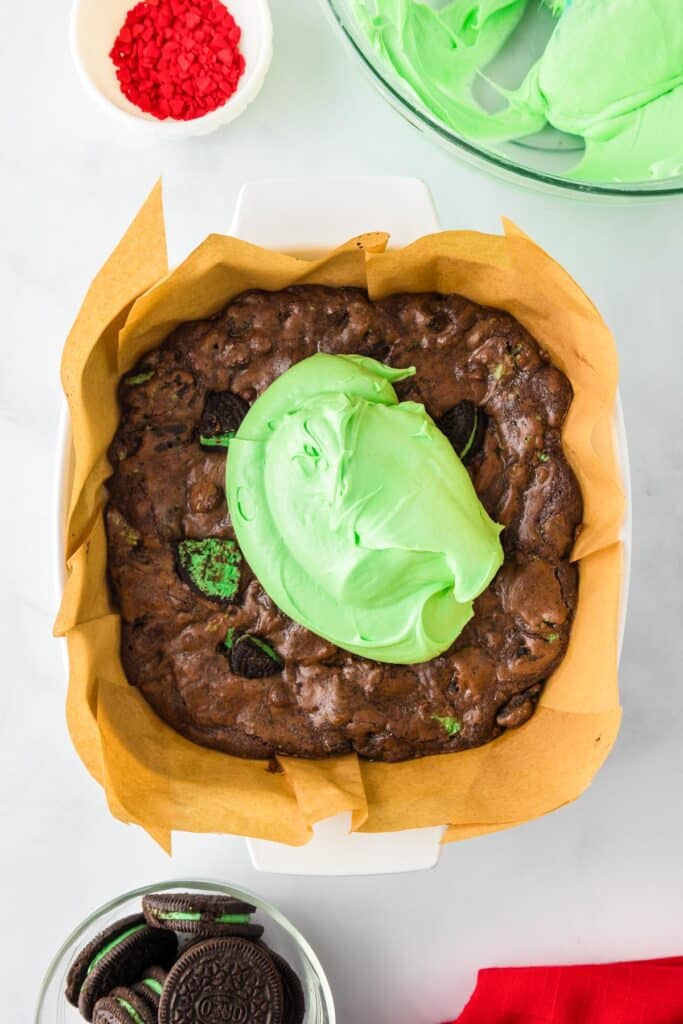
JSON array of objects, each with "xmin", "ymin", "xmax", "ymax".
[{"xmin": 448, "ymin": 958, "xmax": 683, "ymax": 1024}]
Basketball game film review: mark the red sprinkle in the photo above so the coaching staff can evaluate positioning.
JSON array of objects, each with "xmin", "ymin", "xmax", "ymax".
[{"xmin": 109, "ymin": 0, "xmax": 246, "ymax": 121}]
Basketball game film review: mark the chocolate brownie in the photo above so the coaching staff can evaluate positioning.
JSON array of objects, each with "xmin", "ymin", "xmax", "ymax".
[{"xmin": 106, "ymin": 286, "xmax": 582, "ymax": 762}]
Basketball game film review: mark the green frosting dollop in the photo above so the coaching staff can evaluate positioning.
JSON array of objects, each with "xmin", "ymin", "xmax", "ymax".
[
  {"xmin": 227, "ymin": 354, "xmax": 503, "ymax": 664},
  {"xmin": 356, "ymin": 0, "xmax": 683, "ymax": 183}
]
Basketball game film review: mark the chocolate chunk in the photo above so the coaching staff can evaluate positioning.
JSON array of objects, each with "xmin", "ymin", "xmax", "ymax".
[
  {"xmin": 176, "ymin": 538, "xmax": 242, "ymax": 602},
  {"xmin": 158, "ymin": 937, "xmax": 284, "ymax": 1024},
  {"xmin": 199, "ymin": 390, "xmax": 249, "ymax": 449},
  {"xmin": 496, "ymin": 685, "xmax": 542, "ymax": 729},
  {"xmin": 151, "ymin": 423, "xmax": 194, "ymax": 452},
  {"xmin": 357, "ymin": 333, "xmax": 390, "ymax": 362},
  {"xmin": 437, "ymin": 400, "xmax": 486, "ymax": 463},
  {"xmin": 230, "ymin": 634, "xmax": 283, "ymax": 678}
]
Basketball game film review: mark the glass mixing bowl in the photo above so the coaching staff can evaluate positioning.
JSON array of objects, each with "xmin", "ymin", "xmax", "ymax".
[
  {"xmin": 35, "ymin": 879, "xmax": 335, "ymax": 1024},
  {"xmin": 322, "ymin": 0, "xmax": 683, "ymax": 198}
]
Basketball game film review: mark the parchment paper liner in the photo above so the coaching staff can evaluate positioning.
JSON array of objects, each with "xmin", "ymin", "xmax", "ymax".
[{"xmin": 55, "ymin": 183, "xmax": 625, "ymax": 852}]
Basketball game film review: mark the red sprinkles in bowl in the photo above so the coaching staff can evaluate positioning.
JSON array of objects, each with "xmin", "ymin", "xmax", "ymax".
[{"xmin": 110, "ymin": 0, "xmax": 246, "ymax": 121}]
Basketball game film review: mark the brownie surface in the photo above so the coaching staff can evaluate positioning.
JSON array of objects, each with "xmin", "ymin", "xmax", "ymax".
[{"xmin": 106, "ymin": 286, "xmax": 582, "ymax": 762}]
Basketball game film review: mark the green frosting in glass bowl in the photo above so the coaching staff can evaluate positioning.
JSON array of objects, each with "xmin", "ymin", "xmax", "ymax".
[
  {"xmin": 227, "ymin": 354, "xmax": 502, "ymax": 664},
  {"xmin": 355, "ymin": 0, "xmax": 683, "ymax": 183}
]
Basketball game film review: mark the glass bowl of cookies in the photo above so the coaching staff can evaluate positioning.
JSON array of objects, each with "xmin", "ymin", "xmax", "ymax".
[{"xmin": 35, "ymin": 879, "xmax": 335, "ymax": 1024}]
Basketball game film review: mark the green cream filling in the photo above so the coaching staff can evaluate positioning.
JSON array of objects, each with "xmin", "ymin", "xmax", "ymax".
[
  {"xmin": 115, "ymin": 997, "xmax": 147, "ymax": 1024},
  {"xmin": 142, "ymin": 978, "xmax": 164, "ymax": 996},
  {"xmin": 200, "ymin": 432, "xmax": 235, "ymax": 448},
  {"xmin": 157, "ymin": 911, "xmax": 202, "ymax": 921},
  {"xmin": 86, "ymin": 924, "xmax": 146, "ymax": 977},
  {"xmin": 156, "ymin": 910, "xmax": 250, "ymax": 923}
]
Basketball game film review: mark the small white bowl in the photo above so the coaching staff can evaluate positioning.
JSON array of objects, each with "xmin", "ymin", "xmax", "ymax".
[{"xmin": 70, "ymin": 0, "xmax": 273, "ymax": 138}]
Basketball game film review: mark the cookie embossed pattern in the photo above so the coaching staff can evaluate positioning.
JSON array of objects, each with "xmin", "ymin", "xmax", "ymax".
[{"xmin": 35, "ymin": 881, "xmax": 335, "ymax": 1023}]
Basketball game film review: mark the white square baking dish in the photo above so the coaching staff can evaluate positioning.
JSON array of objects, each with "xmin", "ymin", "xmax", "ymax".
[{"xmin": 54, "ymin": 176, "xmax": 631, "ymax": 874}]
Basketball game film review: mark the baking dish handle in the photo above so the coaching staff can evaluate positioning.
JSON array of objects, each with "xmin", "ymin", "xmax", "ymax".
[{"xmin": 229, "ymin": 175, "xmax": 440, "ymax": 252}]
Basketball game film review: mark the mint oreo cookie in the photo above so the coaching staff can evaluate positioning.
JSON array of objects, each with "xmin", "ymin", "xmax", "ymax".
[
  {"xmin": 65, "ymin": 915, "xmax": 145, "ymax": 1009},
  {"xmin": 92, "ymin": 987, "xmax": 156, "ymax": 1024},
  {"xmin": 159, "ymin": 937, "xmax": 284, "ymax": 1024},
  {"xmin": 142, "ymin": 892, "xmax": 263, "ymax": 939},
  {"xmin": 132, "ymin": 965, "xmax": 168, "ymax": 1012},
  {"xmin": 199, "ymin": 390, "xmax": 249, "ymax": 449},
  {"xmin": 263, "ymin": 947, "xmax": 306, "ymax": 1024},
  {"xmin": 73, "ymin": 919, "xmax": 177, "ymax": 1021}
]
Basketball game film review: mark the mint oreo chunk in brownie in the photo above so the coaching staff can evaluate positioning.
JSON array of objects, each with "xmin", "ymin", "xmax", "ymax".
[
  {"xmin": 176, "ymin": 537, "xmax": 242, "ymax": 602},
  {"xmin": 106, "ymin": 286, "xmax": 582, "ymax": 762},
  {"xmin": 199, "ymin": 390, "xmax": 249, "ymax": 449}
]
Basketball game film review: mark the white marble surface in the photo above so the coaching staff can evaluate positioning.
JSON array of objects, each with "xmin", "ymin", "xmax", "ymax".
[{"xmin": 2, "ymin": 1, "xmax": 683, "ymax": 1021}]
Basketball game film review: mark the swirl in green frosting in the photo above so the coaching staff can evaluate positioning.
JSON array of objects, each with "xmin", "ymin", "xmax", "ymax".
[{"xmin": 227, "ymin": 354, "xmax": 503, "ymax": 664}]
